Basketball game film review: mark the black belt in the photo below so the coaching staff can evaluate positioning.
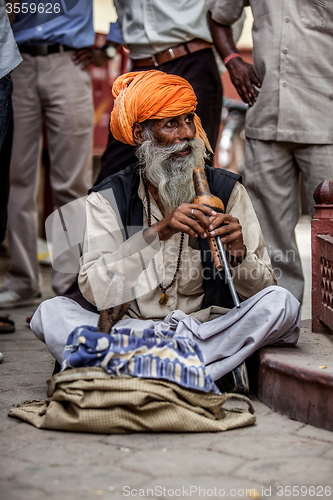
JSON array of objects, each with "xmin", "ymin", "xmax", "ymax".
[{"xmin": 18, "ymin": 43, "xmax": 76, "ymax": 56}]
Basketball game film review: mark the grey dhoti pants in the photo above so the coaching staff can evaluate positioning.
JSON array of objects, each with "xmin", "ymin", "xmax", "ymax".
[
  {"xmin": 30, "ymin": 286, "xmax": 301, "ymax": 380},
  {"xmin": 244, "ymin": 139, "xmax": 333, "ymax": 303},
  {"xmin": 3, "ymin": 51, "xmax": 93, "ymax": 297}
]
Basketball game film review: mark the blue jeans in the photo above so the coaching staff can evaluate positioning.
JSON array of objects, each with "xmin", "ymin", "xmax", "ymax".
[{"xmin": 0, "ymin": 73, "xmax": 13, "ymax": 243}]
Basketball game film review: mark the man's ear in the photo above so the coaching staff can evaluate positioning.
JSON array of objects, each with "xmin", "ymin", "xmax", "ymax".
[{"xmin": 132, "ymin": 123, "xmax": 144, "ymax": 145}]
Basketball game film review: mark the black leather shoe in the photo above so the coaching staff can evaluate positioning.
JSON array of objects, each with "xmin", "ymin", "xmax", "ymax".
[{"xmin": 215, "ymin": 361, "xmax": 249, "ymax": 395}]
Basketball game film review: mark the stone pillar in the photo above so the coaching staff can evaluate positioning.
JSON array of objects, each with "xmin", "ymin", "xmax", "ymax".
[{"xmin": 312, "ymin": 180, "xmax": 333, "ymax": 333}]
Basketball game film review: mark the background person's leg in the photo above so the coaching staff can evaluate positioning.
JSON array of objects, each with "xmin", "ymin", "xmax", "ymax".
[
  {"xmin": 42, "ymin": 52, "xmax": 94, "ymax": 295},
  {"xmin": 0, "ymin": 74, "xmax": 12, "ymax": 147},
  {"xmin": 294, "ymin": 143, "xmax": 333, "ymax": 217},
  {"xmin": 2, "ymin": 55, "xmax": 43, "ymax": 300},
  {"xmin": 0, "ymin": 74, "xmax": 13, "ymax": 244},
  {"xmin": 0, "ymin": 74, "xmax": 16, "ymax": 330},
  {"xmin": 244, "ymin": 139, "xmax": 304, "ymax": 302}
]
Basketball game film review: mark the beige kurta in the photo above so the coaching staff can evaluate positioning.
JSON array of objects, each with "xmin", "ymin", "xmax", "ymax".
[{"xmin": 79, "ymin": 179, "xmax": 276, "ymax": 321}]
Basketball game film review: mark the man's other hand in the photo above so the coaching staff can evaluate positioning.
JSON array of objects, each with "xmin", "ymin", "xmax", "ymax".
[
  {"xmin": 226, "ymin": 58, "xmax": 261, "ymax": 106},
  {"xmin": 73, "ymin": 48, "xmax": 110, "ymax": 70},
  {"xmin": 208, "ymin": 213, "xmax": 246, "ymax": 259},
  {"xmin": 152, "ymin": 203, "xmax": 217, "ymax": 241}
]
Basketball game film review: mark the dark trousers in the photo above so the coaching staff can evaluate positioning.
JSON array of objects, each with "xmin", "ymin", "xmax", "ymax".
[
  {"xmin": 0, "ymin": 74, "xmax": 13, "ymax": 244},
  {"xmin": 96, "ymin": 48, "xmax": 223, "ymax": 184}
]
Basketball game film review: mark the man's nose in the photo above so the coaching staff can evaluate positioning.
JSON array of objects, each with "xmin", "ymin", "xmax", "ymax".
[{"xmin": 176, "ymin": 120, "xmax": 196, "ymax": 142}]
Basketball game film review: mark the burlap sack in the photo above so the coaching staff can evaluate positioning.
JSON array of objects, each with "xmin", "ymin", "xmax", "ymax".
[{"xmin": 8, "ymin": 367, "xmax": 255, "ymax": 433}]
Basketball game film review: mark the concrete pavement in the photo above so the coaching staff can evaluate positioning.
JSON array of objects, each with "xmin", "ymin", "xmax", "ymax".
[
  {"xmin": 1, "ymin": 317, "xmax": 333, "ymax": 500},
  {"xmin": 1, "ymin": 217, "xmax": 333, "ymax": 500}
]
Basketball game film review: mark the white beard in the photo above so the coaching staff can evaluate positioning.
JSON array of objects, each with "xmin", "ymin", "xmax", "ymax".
[{"xmin": 135, "ymin": 132, "xmax": 207, "ymax": 215}]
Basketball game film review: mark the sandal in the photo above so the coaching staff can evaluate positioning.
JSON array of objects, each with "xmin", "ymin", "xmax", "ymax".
[{"xmin": 0, "ymin": 316, "xmax": 15, "ymax": 334}]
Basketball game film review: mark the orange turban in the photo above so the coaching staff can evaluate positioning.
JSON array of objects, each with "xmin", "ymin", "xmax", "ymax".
[{"xmin": 110, "ymin": 70, "xmax": 212, "ymax": 152}]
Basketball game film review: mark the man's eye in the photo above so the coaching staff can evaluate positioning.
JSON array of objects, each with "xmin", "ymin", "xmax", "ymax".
[{"xmin": 166, "ymin": 120, "xmax": 175, "ymax": 127}]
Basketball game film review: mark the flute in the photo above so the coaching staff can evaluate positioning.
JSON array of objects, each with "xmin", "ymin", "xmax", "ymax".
[{"xmin": 193, "ymin": 167, "xmax": 240, "ymax": 309}]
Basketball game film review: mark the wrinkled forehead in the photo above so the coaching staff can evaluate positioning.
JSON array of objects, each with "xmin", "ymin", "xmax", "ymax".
[{"xmin": 140, "ymin": 111, "xmax": 194, "ymax": 126}]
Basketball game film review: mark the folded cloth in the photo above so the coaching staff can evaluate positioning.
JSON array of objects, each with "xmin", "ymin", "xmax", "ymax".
[
  {"xmin": 8, "ymin": 368, "xmax": 256, "ymax": 433},
  {"xmin": 61, "ymin": 325, "xmax": 219, "ymax": 395},
  {"xmin": 8, "ymin": 326, "xmax": 256, "ymax": 433}
]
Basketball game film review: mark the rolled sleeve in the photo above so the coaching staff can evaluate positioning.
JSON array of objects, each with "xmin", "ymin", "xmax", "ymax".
[
  {"xmin": 207, "ymin": 0, "xmax": 248, "ymax": 26},
  {"xmin": 107, "ymin": 21, "xmax": 125, "ymax": 45}
]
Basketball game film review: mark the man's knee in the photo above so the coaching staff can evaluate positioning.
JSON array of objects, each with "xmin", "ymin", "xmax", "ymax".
[
  {"xmin": 263, "ymin": 285, "xmax": 301, "ymax": 345},
  {"xmin": 265, "ymin": 284, "xmax": 300, "ymax": 312},
  {"xmin": 30, "ymin": 296, "xmax": 64, "ymax": 339},
  {"xmin": 30, "ymin": 296, "xmax": 75, "ymax": 363}
]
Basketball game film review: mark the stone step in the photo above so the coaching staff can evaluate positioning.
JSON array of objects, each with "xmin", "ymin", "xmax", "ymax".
[{"xmin": 256, "ymin": 320, "xmax": 333, "ymax": 431}]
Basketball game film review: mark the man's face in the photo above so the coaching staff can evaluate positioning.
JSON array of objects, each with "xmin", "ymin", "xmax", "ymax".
[
  {"xmin": 135, "ymin": 113, "xmax": 206, "ymax": 215},
  {"xmin": 150, "ymin": 112, "xmax": 196, "ymax": 157}
]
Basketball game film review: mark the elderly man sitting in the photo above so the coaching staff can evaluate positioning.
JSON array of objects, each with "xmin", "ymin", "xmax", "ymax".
[{"xmin": 31, "ymin": 70, "xmax": 300, "ymax": 392}]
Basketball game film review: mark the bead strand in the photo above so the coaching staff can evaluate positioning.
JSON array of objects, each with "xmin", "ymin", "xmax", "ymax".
[{"xmin": 141, "ymin": 168, "xmax": 184, "ymax": 304}]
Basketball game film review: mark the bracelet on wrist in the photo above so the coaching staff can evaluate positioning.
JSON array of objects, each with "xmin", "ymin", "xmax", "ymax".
[{"xmin": 223, "ymin": 53, "xmax": 242, "ymax": 66}]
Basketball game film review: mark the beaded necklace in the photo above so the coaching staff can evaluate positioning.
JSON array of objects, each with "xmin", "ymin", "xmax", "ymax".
[{"xmin": 142, "ymin": 171, "xmax": 184, "ymax": 306}]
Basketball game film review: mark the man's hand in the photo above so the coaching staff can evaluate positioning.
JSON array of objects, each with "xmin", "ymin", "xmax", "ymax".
[
  {"xmin": 226, "ymin": 58, "xmax": 261, "ymax": 107},
  {"xmin": 207, "ymin": 13, "xmax": 262, "ymax": 106},
  {"xmin": 73, "ymin": 48, "xmax": 110, "ymax": 70},
  {"xmin": 208, "ymin": 213, "xmax": 246, "ymax": 260},
  {"xmin": 152, "ymin": 203, "xmax": 217, "ymax": 241}
]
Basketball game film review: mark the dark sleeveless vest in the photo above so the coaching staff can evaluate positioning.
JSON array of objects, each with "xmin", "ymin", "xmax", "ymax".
[{"xmin": 90, "ymin": 164, "xmax": 241, "ymax": 309}]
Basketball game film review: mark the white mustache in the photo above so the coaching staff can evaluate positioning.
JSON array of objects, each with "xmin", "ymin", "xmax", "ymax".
[
  {"xmin": 136, "ymin": 134, "xmax": 207, "ymax": 215},
  {"xmin": 155, "ymin": 140, "xmax": 195, "ymax": 157}
]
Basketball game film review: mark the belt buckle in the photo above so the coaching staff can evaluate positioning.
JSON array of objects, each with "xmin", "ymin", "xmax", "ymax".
[
  {"xmin": 168, "ymin": 48, "xmax": 175, "ymax": 60},
  {"xmin": 36, "ymin": 44, "xmax": 49, "ymax": 56},
  {"xmin": 151, "ymin": 55, "xmax": 159, "ymax": 67}
]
